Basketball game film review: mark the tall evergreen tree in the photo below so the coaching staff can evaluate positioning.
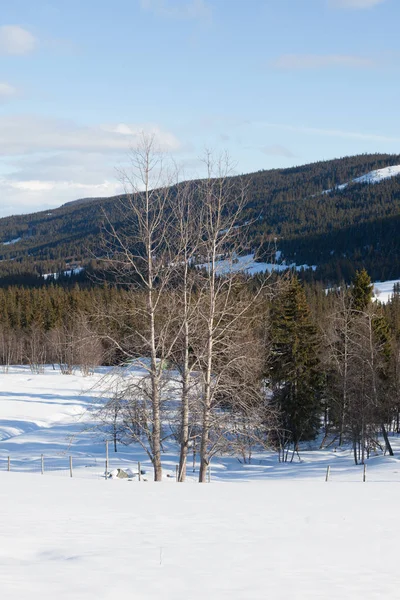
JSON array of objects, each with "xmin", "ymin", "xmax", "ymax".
[
  {"xmin": 268, "ymin": 277, "xmax": 323, "ymax": 459},
  {"xmin": 351, "ymin": 269, "xmax": 374, "ymax": 311}
]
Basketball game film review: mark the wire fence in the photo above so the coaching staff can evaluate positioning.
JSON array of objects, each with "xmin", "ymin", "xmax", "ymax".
[
  {"xmin": 0, "ymin": 455, "xmax": 105, "ymax": 478},
  {"xmin": 0, "ymin": 452, "xmax": 207, "ymax": 482},
  {"xmin": 0, "ymin": 452, "xmax": 393, "ymax": 483},
  {"xmin": 0, "ymin": 449, "xmax": 165, "ymax": 481}
]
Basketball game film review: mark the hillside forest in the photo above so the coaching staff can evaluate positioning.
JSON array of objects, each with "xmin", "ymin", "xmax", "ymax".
[{"xmin": 1, "ymin": 152, "xmax": 400, "ymax": 285}]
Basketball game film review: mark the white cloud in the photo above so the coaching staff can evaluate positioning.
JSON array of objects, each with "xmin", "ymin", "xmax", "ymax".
[
  {"xmin": 0, "ymin": 25, "xmax": 37, "ymax": 55},
  {"xmin": 0, "ymin": 116, "xmax": 182, "ymax": 216},
  {"xmin": 140, "ymin": 0, "xmax": 212, "ymax": 21},
  {"xmin": 271, "ymin": 54, "xmax": 376, "ymax": 70},
  {"xmin": 0, "ymin": 116, "xmax": 181, "ymax": 156},
  {"xmin": 330, "ymin": 0, "xmax": 385, "ymax": 8},
  {"xmin": 0, "ymin": 175, "xmax": 124, "ymax": 217},
  {"xmin": 0, "ymin": 82, "xmax": 17, "ymax": 98},
  {"xmin": 260, "ymin": 144, "xmax": 295, "ymax": 158}
]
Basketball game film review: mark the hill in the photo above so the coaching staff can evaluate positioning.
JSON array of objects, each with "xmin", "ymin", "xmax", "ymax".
[{"xmin": 1, "ymin": 152, "xmax": 400, "ymax": 285}]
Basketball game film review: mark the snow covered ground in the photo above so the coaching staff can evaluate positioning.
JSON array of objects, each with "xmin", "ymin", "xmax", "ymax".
[
  {"xmin": 2, "ymin": 473, "xmax": 400, "ymax": 599},
  {"xmin": 2, "ymin": 367, "xmax": 400, "ymax": 597},
  {"xmin": 373, "ymin": 278, "xmax": 400, "ymax": 303},
  {"xmin": 322, "ymin": 164, "xmax": 400, "ymax": 195},
  {"xmin": 1, "ymin": 366, "xmax": 400, "ymax": 483},
  {"xmin": 198, "ymin": 253, "xmax": 316, "ymax": 276},
  {"xmin": 2, "ymin": 237, "xmax": 21, "ymax": 246},
  {"xmin": 43, "ymin": 266, "xmax": 84, "ymax": 280}
]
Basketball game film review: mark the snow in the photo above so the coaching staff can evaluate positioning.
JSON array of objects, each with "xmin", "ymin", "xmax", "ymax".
[
  {"xmin": 43, "ymin": 267, "xmax": 84, "ymax": 280},
  {"xmin": 2, "ymin": 365, "xmax": 400, "ymax": 482},
  {"xmin": 2, "ymin": 473, "xmax": 400, "ymax": 598},
  {"xmin": 2, "ymin": 367, "xmax": 400, "ymax": 597},
  {"xmin": 197, "ymin": 253, "xmax": 316, "ymax": 275},
  {"xmin": 353, "ymin": 164, "xmax": 400, "ymax": 185},
  {"xmin": 321, "ymin": 164, "xmax": 400, "ymax": 195},
  {"xmin": 2, "ymin": 237, "xmax": 21, "ymax": 246},
  {"xmin": 373, "ymin": 278, "xmax": 400, "ymax": 303}
]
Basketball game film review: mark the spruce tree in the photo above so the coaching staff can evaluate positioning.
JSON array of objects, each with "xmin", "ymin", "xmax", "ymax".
[
  {"xmin": 351, "ymin": 269, "xmax": 374, "ymax": 311},
  {"xmin": 269, "ymin": 277, "xmax": 323, "ymax": 458}
]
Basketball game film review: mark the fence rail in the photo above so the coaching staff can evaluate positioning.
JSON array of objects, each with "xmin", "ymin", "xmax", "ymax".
[{"xmin": 0, "ymin": 455, "xmax": 103, "ymax": 478}]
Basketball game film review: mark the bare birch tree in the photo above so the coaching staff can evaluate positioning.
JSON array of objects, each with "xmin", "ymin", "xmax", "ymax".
[
  {"xmin": 190, "ymin": 153, "xmax": 274, "ymax": 482},
  {"xmin": 97, "ymin": 134, "xmax": 186, "ymax": 481}
]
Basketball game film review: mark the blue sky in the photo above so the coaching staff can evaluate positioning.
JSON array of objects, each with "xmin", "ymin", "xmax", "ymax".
[{"xmin": 0, "ymin": 0, "xmax": 398, "ymax": 217}]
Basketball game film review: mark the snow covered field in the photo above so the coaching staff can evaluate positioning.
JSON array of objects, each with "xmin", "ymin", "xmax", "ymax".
[
  {"xmin": 373, "ymin": 278, "xmax": 400, "ymax": 303},
  {"xmin": 2, "ymin": 473, "xmax": 400, "ymax": 599},
  {"xmin": 2, "ymin": 367, "xmax": 400, "ymax": 598},
  {"xmin": 198, "ymin": 253, "xmax": 316, "ymax": 276},
  {"xmin": 1, "ymin": 365, "xmax": 400, "ymax": 482}
]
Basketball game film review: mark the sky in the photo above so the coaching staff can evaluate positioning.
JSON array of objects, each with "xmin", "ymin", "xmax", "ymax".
[{"xmin": 0, "ymin": 0, "xmax": 399, "ymax": 218}]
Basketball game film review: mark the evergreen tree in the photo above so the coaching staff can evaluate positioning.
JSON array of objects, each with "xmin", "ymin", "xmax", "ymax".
[
  {"xmin": 268, "ymin": 277, "xmax": 323, "ymax": 458},
  {"xmin": 351, "ymin": 269, "xmax": 374, "ymax": 311}
]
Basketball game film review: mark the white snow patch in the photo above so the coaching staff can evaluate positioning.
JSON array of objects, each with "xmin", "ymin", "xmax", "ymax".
[
  {"xmin": 322, "ymin": 164, "xmax": 400, "ymax": 195},
  {"xmin": 373, "ymin": 279, "xmax": 400, "ymax": 303},
  {"xmin": 197, "ymin": 254, "xmax": 316, "ymax": 275},
  {"xmin": 2, "ymin": 237, "xmax": 21, "ymax": 245},
  {"xmin": 43, "ymin": 267, "xmax": 84, "ymax": 280}
]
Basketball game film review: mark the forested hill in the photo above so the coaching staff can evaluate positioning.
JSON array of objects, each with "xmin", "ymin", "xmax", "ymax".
[{"xmin": 1, "ymin": 152, "xmax": 400, "ymax": 286}]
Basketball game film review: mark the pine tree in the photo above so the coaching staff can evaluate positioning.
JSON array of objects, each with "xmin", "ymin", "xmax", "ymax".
[
  {"xmin": 351, "ymin": 269, "xmax": 374, "ymax": 311},
  {"xmin": 269, "ymin": 277, "xmax": 323, "ymax": 459}
]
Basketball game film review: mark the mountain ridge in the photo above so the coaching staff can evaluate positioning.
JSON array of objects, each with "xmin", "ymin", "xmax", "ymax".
[{"xmin": 1, "ymin": 152, "xmax": 400, "ymax": 285}]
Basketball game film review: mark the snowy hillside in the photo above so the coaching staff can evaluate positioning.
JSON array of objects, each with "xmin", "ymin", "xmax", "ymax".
[{"xmin": 323, "ymin": 164, "xmax": 400, "ymax": 194}]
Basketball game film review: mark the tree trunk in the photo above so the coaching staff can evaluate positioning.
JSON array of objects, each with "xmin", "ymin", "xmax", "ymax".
[
  {"xmin": 178, "ymin": 347, "xmax": 190, "ymax": 482},
  {"xmin": 381, "ymin": 422, "xmax": 394, "ymax": 456}
]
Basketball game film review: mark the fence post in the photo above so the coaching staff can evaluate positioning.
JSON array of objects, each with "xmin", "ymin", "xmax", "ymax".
[
  {"xmin": 207, "ymin": 465, "xmax": 211, "ymax": 483},
  {"xmin": 41, "ymin": 454, "xmax": 44, "ymax": 475},
  {"xmin": 176, "ymin": 465, "xmax": 179, "ymax": 482},
  {"xmin": 7, "ymin": 456, "xmax": 10, "ymax": 472},
  {"xmin": 363, "ymin": 463, "xmax": 367, "ymax": 482},
  {"xmin": 105, "ymin": 440, "xmax": 109, "ymax": 479},
  {"xmin": 138, "ymin": 461, "xmax": 141, "ymax": 482},
  {"xmin": 325, "ymin": 465, "xmax": 330, "ymax": 482},
  {"xmin": 69, "ymin": 456, "xmax": 73, "ymax": 478}
]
